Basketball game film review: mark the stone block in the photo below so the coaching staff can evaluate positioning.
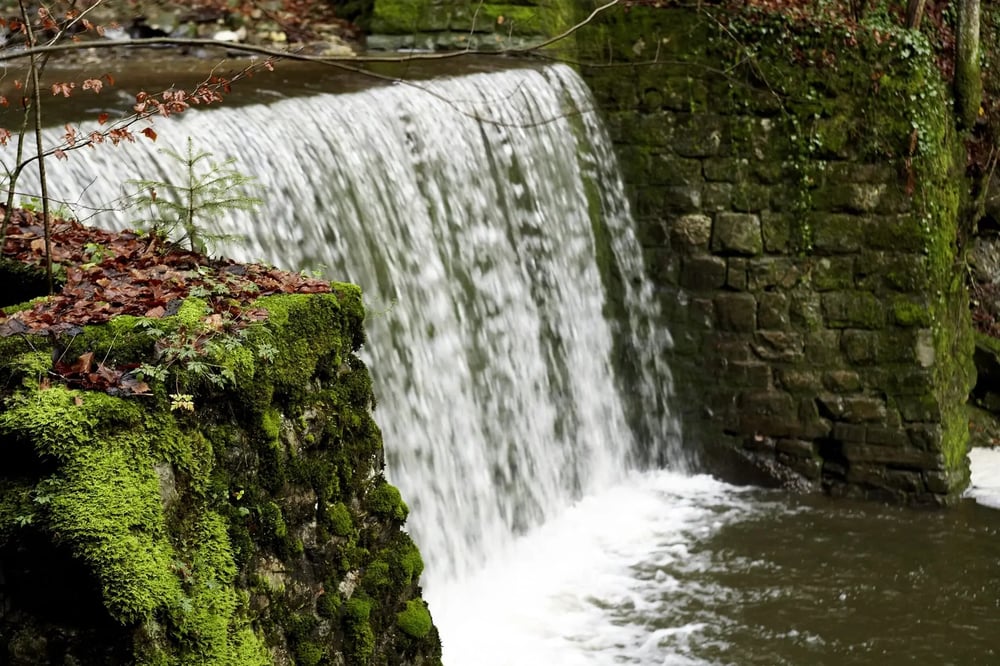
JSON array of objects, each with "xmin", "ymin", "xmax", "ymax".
[
  {"xmin": 777, "ymin": 369, "xmax": 822, "ymax": 392},
  {"xmin": 716, "ymin": 361, "xmax": 772, "ymax": 388},
  {"xmin": 845, "ymin": 463, "xmax": 888, "ymax": 487},
  {"xmin": 748, "ymin": 258, "xmax": 803, "ymax": 290},
  {"xmin": 876, "ymin": 330, "xmax": 918, "ymax": 364},
  {"xmin": 915, "ymin": 328, "xmax": 935, "ymax": 368},
  {"xmin": 842, "ymin": 443, "xmax": 942, "ymax": 469},
  {"xmin": 650, "ymin": 154, "xmax": 704, "ymax": 185},
  {"xmin": 815, "ymin": 183, "xmax": 887, "ymax": 213},
  {"xmin": 758, "ymin": 292, "xmax": 791, "ymax": 329},
  {"xmin": 841, "ymin": 329, "xmax": 879, "ymax": 364},
  {"xmin": 823, "ymin": 370, "xmax": 862, "ymax": 392},
  {"xmin": 883, "ymin": 255, "xmax": 928, "ymax": 292},
  {"xmin": 804, "ymin": 329, "xmax": 842, "ymax": 365},
  {"xmin": 822, "ymin": 291, "xmax": 884, "ymax": 329},
  {"xmin": 686, "ymin": 297, "xmax": 716, "ymax": 329},
  {"xmin": 825, "ymin": 162, "xmax": 894, "ymax": 183},
  {"xmin": 712, "ymin": 212, "xmax": 763, "ymax": 256},
  {"xmin": 884, "ymin": 469, "xmax": 924, "ymax": 493},
  {"xmin": 617, "ymin": 146, "xmax": 653, "ymax": 186},
  {"xmin": 673, "ymin": 114, "xmax": 724, "ymax": 157},
  {"xmin": 702, "ymin": 157, "xmax": 749, "ymax": 182},
  {"xmin": 714, "ymin": 293, "xmax": 757, "ymax": 332},
  {"xmin": 787, "ymin": 454, "xmax": 824, "ymax": 479},
  {"xmin": 776, "ymin": 438, "xmax": 817, "ymax": 458},
  {"xmin": 635, "ymin": 186, "xmax": 669, "ymax": 217},
  {"xmin": 643, "ymin": 247, "xmax": 681, "ymax": 285},
  {"xmin": 817, "ymin": 393, "xmax": 887, "ymax": 422},
  {"xmin": 811, "ymin": 257, "xmax": 855, "ymax": 291},
  {"xmin": 706, "ymin": 334, "xmax": 755, "ymax": 363},
  {"xmin": 726, "ymin": 257, "xmax": 748, "ymax": 291},
  {"xmin": 896, "ymin": 394, "xmax": 942, "ymax": 422},
  {"xmin": 664, "ymin": 185, "xmax": 703, "ymax": 212},
  {"xmin": 731, "ymin": 182, "xmax": 771, "ymax": 212},
  {"xmin": 833, "ymin": 422, "xmax": 867, "ymax": 442},
  {"xmin": 752, "ymin": 330, "xmax": 804, "ymax": 361},
  {"xmin": 865, "ymin": 426, "xmax": 909, "ymax": 448},
  {"xmin": 636, "ymin": 218, "xmax": 670, "ymax": 247},
  {"xmin": 923, "ymin": 470, "xmax": 951, "ymax": 493},
  {"xmin": 790, "ymin": 291, "xmax": 823, "ymax": 330},
  {"xmin": 702, "ymin": 183, "xmax": 733, "ymax": 211},
  {"xmin": 680, "ymin": 255, "xmax": 727, "ymax": 289},
  {"xmin": 906, "ymin": 423, "xmax": 944, "ymax": 451},
  {"xmin": 866, "ymin": 215, "xmax": 927, "ymax": 253},
  {"xmin": 798, "ymin": 398, "xmax": 832, "ymax": 438},
  {"xmin": 889, "ymin": 296, "xmax": 934, "ymax": 327},
  {"xmin": 738, "ymin": 390, "xmax": 800, "ymax": 437},
  {"xmin": 811, "ymin": 213, "xmax": 864, "ymax": 254},
  {"xmin": 670, "ymin": 213, "xmax": 713, "ymax": 251},
  {"xmin": 761, "ymin": 211, "xmax": 791, "ymax": 253},
  {"xmin": 877, "ymin": 365, "xmax": 935, "ymax": 396}
]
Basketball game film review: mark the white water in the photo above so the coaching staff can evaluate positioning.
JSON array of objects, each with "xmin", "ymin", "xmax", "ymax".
[
  {"xmin": 30, "ymin": 64, "xmax": 692, "ymax": 663},
  {"xmin": 431, "ymin": 471, "xmax": 757, "ymax": 666}
]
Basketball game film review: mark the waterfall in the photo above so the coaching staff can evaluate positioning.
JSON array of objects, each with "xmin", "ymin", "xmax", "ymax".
[{"xmin": 33, "ymin": 63, "xmax": 682, "ymax": 587}]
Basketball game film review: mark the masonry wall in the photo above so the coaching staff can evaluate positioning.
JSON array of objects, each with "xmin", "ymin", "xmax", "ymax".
[
  {"xmin": 577, "ymin": 6, "xmax": 975, "ymax": 503},
  {"xmin": 369, "ymin": 0, "xmax": 572, "ymax": 50}
]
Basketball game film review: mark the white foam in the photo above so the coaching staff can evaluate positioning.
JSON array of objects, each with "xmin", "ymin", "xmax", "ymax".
[
  {"xmin": 427, "ymin": 471, "xmax": 757, "ymax": 666},
  {"xmin": 967, "ymin": 447, "xmax": 1000, "ymax": 509}
]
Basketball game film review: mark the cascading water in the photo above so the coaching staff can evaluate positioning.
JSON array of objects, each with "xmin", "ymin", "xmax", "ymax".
[
  {"xmin": 32, "ymin": 64, "xmax": 731, "ymax": 664},
  {"xmin": 38, "ymin": 62, "xmax": 681, "ymax": 573}
]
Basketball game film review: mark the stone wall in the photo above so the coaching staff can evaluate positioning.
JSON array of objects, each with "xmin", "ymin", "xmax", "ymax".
[
  {"xmin": 368, "ymin": 0, "xmax": 572, "ymax": 50},
  {"xmin": 577, "ymin": 6, "xmax": 975, "ymax": 504}
]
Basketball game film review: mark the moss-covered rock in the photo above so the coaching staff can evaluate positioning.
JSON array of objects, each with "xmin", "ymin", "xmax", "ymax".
[{"xmin": 0, "ymin": 279, "xmax": 441, "ymax": 664}]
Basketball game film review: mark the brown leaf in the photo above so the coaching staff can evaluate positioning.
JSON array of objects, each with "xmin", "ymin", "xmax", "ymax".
[
  {"xmin": 73, "ymin": 351, "xmax": 95, "ymax": 374},
  {"xmin": 74, "ymin": 396, "xmax": 84, "ymax": 406},
  {"xmin": 145, "ymin": 305, "xmax": 166, "ymax": 318}
]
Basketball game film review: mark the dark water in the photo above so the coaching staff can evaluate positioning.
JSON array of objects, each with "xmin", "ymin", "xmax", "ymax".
[
  {"xmin": 696, "ymin": 494, "xmax": 1000, "ymax": 666},
  {"xmin": 625, "ymin": 484, "xmax": 1000, "ymax": 666}
]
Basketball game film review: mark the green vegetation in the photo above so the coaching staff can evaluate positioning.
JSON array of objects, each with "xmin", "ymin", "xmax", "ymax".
[
  {"xmin": 396, "ymin": 599, "xmax": 433, "ymax": 639},
  {"xmin": 0, "ymin": 278, "xmax": 440, "ymax": 663},
  {"xmin": 127, "ymin": 139, "xmax": 262, "ymax": 254}
]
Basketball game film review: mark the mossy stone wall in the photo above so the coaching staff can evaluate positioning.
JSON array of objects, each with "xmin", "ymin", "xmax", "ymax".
[
  {"xmin": 576, "ymin": 5, "xmax": 974, "ymax": 503},
  {"xmin": 368, "ymin": 0, "xmax": 573, "ymax": 50}
]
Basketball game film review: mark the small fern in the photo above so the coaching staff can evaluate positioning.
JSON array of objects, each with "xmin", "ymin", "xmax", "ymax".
[{"xmin": 128, "ymin": 138, "xmax": 262, "ymax": 254}]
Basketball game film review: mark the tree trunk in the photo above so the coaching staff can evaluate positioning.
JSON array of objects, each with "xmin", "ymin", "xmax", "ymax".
[
  {"xmin": 956, "ymin": 0, "xmax": 982, "ymax": 130},
  {"xmin": 906, "ymin": 0, "xmax": 926, "ymax": 29}
]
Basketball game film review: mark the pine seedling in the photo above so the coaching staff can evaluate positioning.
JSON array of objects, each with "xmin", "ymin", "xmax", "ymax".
[{"xmin": 128, "ymin": 138, "xmax": 262, "ymax": 254}]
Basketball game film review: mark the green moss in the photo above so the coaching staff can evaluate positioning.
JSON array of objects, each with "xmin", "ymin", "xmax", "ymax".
[
  {"xmin": 260, "ymin": 407, "xmax": 281, "ymax": 443},
  {"xmin": 396, "ymin": 599, "xmax": 433, "ymax": 639},
  {"xmin": 296, "ymin": 642, "xmax": 325, "ymax": 666},
  {"xmin": 0, "ymin": 281, "xmax": 440, "ymax": 662},
  {"xmin": 327, "ymin": 501, "xmax": 353, "ymax": 537},
  {"xmin": 370, "ymin": 0, "xmax": 431, "ymax": 32},
  {"xmin": 366, "ymin": 481, "xmax": 409, "ymax": 521},
  {"xmin": 361, "ymin": 559, "xmax": 391, "ymax": 595},
  {"xmin": 342, "ymin": 596, "xmax": 375, "ymax": 666},
  {"xmin": 177, "ymin": 297, "xmax": 209, "ymax": 330}
]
